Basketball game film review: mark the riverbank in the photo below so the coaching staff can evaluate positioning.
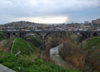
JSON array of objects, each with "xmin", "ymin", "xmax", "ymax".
[{"xmin": 50, "ymin": 43, "xmax": 74, "ymax": 69}]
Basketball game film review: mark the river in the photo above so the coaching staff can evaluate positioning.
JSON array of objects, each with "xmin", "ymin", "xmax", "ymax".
[
  {"xmin": 50, "ymin": 43, "xmax": 67, "ymax": 67},
  {"xmin": 50, "ymin": 43, "xmax": 74, "ymax": 68}
]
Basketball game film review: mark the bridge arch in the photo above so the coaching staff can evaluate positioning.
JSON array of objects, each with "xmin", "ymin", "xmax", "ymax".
[{"xmin": 92, "ymin": 32, "xmax": 98, "ymax": 36}]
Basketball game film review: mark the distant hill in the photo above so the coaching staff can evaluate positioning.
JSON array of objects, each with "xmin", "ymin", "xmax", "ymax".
[
  {"xmin": 5, "ymin": 21, "xmax": 36, "ymax": 25},
  {"xmin": 4, "ymin": 21, "xmax": 37, "ymax": 28},
  {"xmin": 1, "ymin": 21, "xmax": 50, "ymax": 29}
]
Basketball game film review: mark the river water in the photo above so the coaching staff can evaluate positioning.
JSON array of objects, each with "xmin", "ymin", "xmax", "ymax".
[{"xmin": 50, "ymin": 43, "xmax": 67, "ymax": 66}]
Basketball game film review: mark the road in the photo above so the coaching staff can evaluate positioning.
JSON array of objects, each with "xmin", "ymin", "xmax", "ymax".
[{"xmin": 0, "ymin": 64, "xmax": 16, "ymax": 72}]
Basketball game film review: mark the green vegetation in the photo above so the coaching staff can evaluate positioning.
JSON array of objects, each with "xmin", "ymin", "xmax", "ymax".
[
  {"xmin": 0, "ymin": 35, "xmax": 80, "ymax": 72},
  {"xmin": 12, "ymin": 38, "xmax": 36, "ymax": 55},
  {"xmin": 26, "ymin": 36, "xmax": 41, "ymax": 47},
  {"xmin": 0, "ymin": 32, "xmax": 7, "ymax": 41},
  {"xmin": 85, "ymin": 37, "xmax": 100, "ymax": 50},
  {"xmin": 81, "ymin": 37, "xmax": 100, "ymax": 71},
  {"xmin": 0, "ymin": 52, "xmax": 80, "ymax": 72}
]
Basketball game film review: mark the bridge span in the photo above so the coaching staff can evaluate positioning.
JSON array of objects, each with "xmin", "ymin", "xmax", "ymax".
[{"xmin": 0, "ymin": 30, "xmax": 100, "ymax": 59}]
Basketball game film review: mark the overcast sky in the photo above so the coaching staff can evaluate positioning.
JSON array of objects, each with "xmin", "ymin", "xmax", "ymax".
[{"xmin": 0, "ymin": 0, "xmax": 100, "ymax": 24}]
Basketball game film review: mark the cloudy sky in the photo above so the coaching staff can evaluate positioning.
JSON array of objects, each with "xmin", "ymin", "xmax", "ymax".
[{"xmin": 0, "ymin": 0, "xmax": 100, "ymax": 24}]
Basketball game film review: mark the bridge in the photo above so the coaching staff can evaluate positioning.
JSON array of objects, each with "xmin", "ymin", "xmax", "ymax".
[
  {"xmin": 1, "ymin": 29, "xmax": 100, "ymax": 48},
  {"xmin": 0, "ymin": 29, "xmax": 100, "ymax": 59}
]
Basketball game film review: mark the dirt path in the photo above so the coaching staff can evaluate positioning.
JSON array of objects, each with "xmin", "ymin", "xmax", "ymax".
[{"xmin": 11, "ymin": 38, "xmax": 16, "ymax": 53}]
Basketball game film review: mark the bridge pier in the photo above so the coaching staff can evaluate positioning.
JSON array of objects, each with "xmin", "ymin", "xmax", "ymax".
[
  {"xmin": 90, "ymin": 32, "xmax": 93, "ymax": 37},
  {"xmin": 7, "ymin": 33, "xmax": 10, "ymax": 38},
  {"xmin": 40, "ymin": 35, "xmax": 45, "ymax": 59},
  {"xmin": 16, "ymin": 33, "xmax": 20, "ymax": 37},
  {"xmin": 41, "ymin": 35, "xmax": 45, "ymax": 50},
  {"xmin": 36, "ymin": 32, "xmax": 48, "ymax": 59},
  {"xmin": 17, "ymin": 32, "xmax": 24, "ymax": 38},
  {"xmin": 7, "ymin": 33, "xmax": 13, "ymax": 38}
]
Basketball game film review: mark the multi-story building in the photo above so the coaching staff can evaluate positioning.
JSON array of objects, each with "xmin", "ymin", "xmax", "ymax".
[
  {"xmin": 92, "ymin": 18, "xmax": 100, "ymax": 28},
  {"xmin": 97, "ymin": 19, "xmax": 100, "ymax": 24}
]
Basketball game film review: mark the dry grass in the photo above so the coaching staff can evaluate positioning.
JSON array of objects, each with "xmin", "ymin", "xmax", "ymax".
[{"xmin": 59, "ymin": 36, "xmax": 85, "ymax": 70}]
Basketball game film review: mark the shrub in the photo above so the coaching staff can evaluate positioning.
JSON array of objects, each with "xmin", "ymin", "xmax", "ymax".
[
  {"xmin": 59, "ymin": 38, "xmax": 85, "ymax": 69},
  {"xmin": 12, "ymin": 38, "xmax": 36, "ymax": 55},
  {"xmin": 0, "ymin": 52, "xmax": 80, "ymax": 72},
  {"xmin": 26, "ymin": 36, "xmax": 41, "ymax": 48},
  {"xmin": 81, "ymin": 37, "xmax": 100, "ymax": 72},
  {"xmin": 0, "ymin": 32, "xmax": 7, "ymax": 41}
]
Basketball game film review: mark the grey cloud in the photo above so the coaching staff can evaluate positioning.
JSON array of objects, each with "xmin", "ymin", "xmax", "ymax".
[{"xmin": 0, "ymin": 0, "xmax": 100, "ymax": 24}]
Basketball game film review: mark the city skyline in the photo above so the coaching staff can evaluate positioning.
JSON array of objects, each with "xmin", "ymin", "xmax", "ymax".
[{"xmin": 0, "ymin": 0, "xmax": 100, "ymax": 24}]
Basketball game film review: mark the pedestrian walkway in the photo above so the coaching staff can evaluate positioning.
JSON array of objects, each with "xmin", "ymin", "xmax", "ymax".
[{"xmin": 0, "ymin": 64, "xmax": 16, "ymax": 72}]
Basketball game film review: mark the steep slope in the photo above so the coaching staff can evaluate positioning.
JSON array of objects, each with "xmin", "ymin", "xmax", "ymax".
[
  {"xmin": 0, "ymin": 39, "xmax": 13, "ymax": 53},
  {"xmin": 81, "ymin": 37, "xmax": 100, "ymax": 72},
  {"xmin": 26, "ymin": 36, "xmax": 41, "ymax": 48},
  {"xmin": 0, "ymin": 36, "xmax": 80, "ymax": 72},
  {"xmin": 0, "ymin": 52, "xmax": 80, "ymax": 72},
  {"xmin": 0, "ymin": 32, "xmax": 7, "ymax": 41},
  {"xmin": 12, "ymin": 38, "xmax": 36, "ymax": 55}
]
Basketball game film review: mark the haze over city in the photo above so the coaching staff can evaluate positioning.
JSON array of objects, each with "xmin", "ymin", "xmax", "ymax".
[{"xmin": 0, "ymin": 0, "xmax": 100, "ymax": 24}]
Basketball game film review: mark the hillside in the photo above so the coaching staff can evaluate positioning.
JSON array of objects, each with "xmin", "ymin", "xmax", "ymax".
[
  {"xmin": 26, "ymin": 36, "xmax": 41, "ymax": 48},
  {"xmin": 0, "ymin": 32, "xmax": 7, "ymax": 41},
  {"xmin": 4, "ymin": 21, "xmax": 36, "ymax": 27},
  {"xmin": 81, "ymin": 37, "xmax": 100, "ymax": 72},
  {"xmin": 0, "ymin": 35, "xmax": 80, "ymax": 72},
  {"xmin": 58, "ymin": 35, "xmax": 100, "ymax": 72},
  {"xmin": 0, "ymin": 52, "xmax": 80, "ymax": 72},
  {"xmin": 1, "ymin": 32, "xmax": 100, "ymax": 72},
  {"xmin": 12, "ymin": 37, "xmax": 36, "ymax": 55},
  {"xmin": 0, "ymin": 32, "xmax": 13, "ymax": 52},
  {"xmin": 1, "ymin": 21, "xmax": 48, "ymax": 29}
]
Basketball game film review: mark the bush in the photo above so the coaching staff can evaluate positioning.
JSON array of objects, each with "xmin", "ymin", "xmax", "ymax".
[
  {"xmin": 26, "ymin": 36, "xmax": 41, "ymax": 48},
  {"xmin": 59, "ymin": 38, "xmax": 85, "ymax": 69},
  {"xmin": 12, "ymin": 38, "xmax": 36, "ymax": 55},
  {"xmin": 0, "ymin": 52, "xmax": 80, "ymax": 72},
  {"xmin": 81, "ymin": 37, "xmax": 100, "ymax": 72},
  {"xmin": 0, "ymin": 32, "xmax": 7, "ymax": 41}
]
